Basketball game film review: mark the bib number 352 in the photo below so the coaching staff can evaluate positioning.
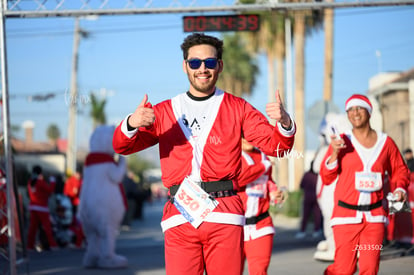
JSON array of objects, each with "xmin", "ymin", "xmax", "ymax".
[{"xmin": 355, "ymin": 172, "xmax": 382, "ymax": 192}]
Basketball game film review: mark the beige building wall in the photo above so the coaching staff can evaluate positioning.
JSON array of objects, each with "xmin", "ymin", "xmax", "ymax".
[
  {"xmin": 379, "ymin": 90, "xmax": 410, "ymax": 150},
  {"xmin": 368, "ymin": 69, "xmax": 414, "ymax": 153}
]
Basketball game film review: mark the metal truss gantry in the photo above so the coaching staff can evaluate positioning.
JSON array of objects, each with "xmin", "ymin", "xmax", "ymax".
[
  {"xmin": 1, "ymin": 1, "xmax": 414, "ymax": 275},
  {"xmin": 3, "ymin": 0, "xmax": 414, "ymax": 17}
]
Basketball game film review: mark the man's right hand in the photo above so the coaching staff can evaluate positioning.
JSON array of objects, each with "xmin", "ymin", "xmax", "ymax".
[{"xmin": 128, "ymin": 94, "xmax": 155, "ymax": 128}]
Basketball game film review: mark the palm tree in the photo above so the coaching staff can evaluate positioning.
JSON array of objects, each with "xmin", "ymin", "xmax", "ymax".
[
  {"xmin": 291, "ymin": 5, "xmax": 323, "ymax": 189},
  {"xmin": 239, "ymin": 1, "xmax": 289, "ymax": 187},
  {"xmin": 216, "ymin": 33, "xmax": 259, "ymax": 97},
  {"xmin": 89, "ymin": 92, "xmax": 107, "ymax": 129},
  {"xmin": 46, "ymin": 123, "xmax": 60, "ymax": 151},
  {"xmin": 323, "ymin": 0, "xmax": 334, "ymax": 103},
  {"xmin": 239, "ymin": 0, "xmax": 323, "ymax": 190},
  {"xmin": 242, "ymin": 10, "xmax": 285, "ymax": 101}
]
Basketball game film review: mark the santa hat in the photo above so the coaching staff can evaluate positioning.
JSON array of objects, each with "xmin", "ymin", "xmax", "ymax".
[{"xmin": 345, "ymin": 94, "xmax": 372, "ymax": 115}]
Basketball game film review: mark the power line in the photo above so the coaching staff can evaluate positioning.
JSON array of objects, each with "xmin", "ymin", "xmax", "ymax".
[
  {"xmin": 7, "ymin": 22, "xmax": 181, "ymax": 38},
  {"xmin": 335, "ymin": 4, "xmax": 414, "ymax": 16}
]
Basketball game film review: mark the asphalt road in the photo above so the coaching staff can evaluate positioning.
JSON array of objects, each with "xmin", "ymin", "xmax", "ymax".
[{"xmin": 6, "ymin": 199, "xmax": 414, "ymax": 275}]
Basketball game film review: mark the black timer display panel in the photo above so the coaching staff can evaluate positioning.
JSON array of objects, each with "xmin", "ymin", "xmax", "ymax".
[{"xmin": 183, "ymin": 14, "xmax": 260, "ymax": 32}]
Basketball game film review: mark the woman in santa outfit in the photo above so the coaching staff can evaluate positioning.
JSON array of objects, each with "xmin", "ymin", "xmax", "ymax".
[
  {"xmin": 113, "ymin": 33, "xmax": 296, "ymax": 275},
  {"xmin": 320, "ymin": 94, "xmax": 410, "ymax": 275},
  {"xmin": 238, "ymin": 138, "xmax": 284, "ymax": 275}
]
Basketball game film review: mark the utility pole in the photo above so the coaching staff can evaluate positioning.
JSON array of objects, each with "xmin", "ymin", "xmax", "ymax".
[
  {"xmin": 66, "ymin": 17, "xmax": 81, "ymax": 174},
  {"xmin": 285, "ymin": 17, "xmax": 295, "ymax": 191},
  {"xmin": 323, "ymin": 0, "xmax": 334, "ymax": 107}
]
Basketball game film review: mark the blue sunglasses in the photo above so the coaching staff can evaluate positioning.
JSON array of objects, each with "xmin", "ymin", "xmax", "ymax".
[{"xmin": 186, "ymin": 58, "xmax": 219, "ymax": 70}]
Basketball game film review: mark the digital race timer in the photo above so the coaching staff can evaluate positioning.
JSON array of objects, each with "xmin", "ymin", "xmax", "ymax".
[{"xmin": 183, "ymin": 14, "xmax": 260, "ymax": 33}]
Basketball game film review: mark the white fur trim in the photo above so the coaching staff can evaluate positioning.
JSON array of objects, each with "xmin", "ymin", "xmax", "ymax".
[
  {"xmin": 160, "ymin": 212, "xmax": 245, "ymax": 233},
  {"xmin": 345, "ymin": 98, "xmax": 372, "ymax": 114},
  {"xmin": 120, "ymin": 114, "xmax": 138, "ymax": 138},
  {"xmin": 325, "ymin": 157, "xmax": 338, "ymax": 170},
  {"xmin": 242, "ymin": 151, "xmax": 254, "ymax": 166},
  {"xmin": 160, "ymin": 215, "xmax": 187, "ymax": 232},
  {"xmin": 277, "ymin": 114, "xmax": 296, "ymax": 137},
  {"xmin": 171, "ymin": 89, "xmax": 224, "ymax": 182},
  {"xmin": 244, "ymin": 225, "xmax": 275, "ymax": 241},
  {"xmin": 330, "ymin": 213, "xmax": 387, "ymax": 227},
  {"xmin": 205, "ymin": 212, "xmax": 245, "ymax": 225},
  {"xmin": 394, "ymin": 187, "xmax": 407, "ymax": 195}
]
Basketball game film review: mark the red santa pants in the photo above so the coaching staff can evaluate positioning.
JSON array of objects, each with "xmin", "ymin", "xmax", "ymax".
[
  {"xmin": 164, "ymin": 221, "xmax": 243, "ymax": 275},
  {"xmin": 243, "ymin": 233, "xmax": 274, "ymax": 275},
  {"xmin": 325, "ymin": 219, "xmax": 384, "ymax": 275},
  {"xmin": 27, "ymin": 210, "xmax": 57, "ymax": 249}
]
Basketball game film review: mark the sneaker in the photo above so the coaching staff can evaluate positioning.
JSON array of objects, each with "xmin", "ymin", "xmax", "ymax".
[
  {"xmin": 295, "ymin": 232, "xmax": 306, "ymax": 239},
  {"xmin": 316, "ymin": 240, "xmax": 328, "ymax": 251},
  {"xmin": 314, "ymin": 250, "xmax": 335, "ymax": 262}
]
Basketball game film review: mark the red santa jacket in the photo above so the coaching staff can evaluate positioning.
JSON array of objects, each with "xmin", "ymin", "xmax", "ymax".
[
  {"xmin": 28, "ymin": 177, "xmax": 55, "ymax": 212},
  {"xmin": 238, "ymin": 148, "xmax": 277, "ymax": 240},
  {"xmin": 320, "ymin": 131, "xmax": 410, "ymax": 226},
  {"xmin": 113, "ymin": 89, "xmax": 295, "ymax": 231},
  {"xmin": 64, "ymin": 175, "xmax": 82, "ymax": 207}
]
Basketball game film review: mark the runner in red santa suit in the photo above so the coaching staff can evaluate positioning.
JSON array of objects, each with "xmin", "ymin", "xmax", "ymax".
[
  {"xmin": 27, "ymin": 165, "xmax": 59, "ymax": 250},
  {"xmin": 112, "ymin": 33, "xmax": 296, "ymax": 275},
  {"xmin": 238, "ymin": 138, "xmax": 284, "ymax": 275},
  {"xmin": 320, "ymin": 94, "xmax": 410, "ymax": 275}
]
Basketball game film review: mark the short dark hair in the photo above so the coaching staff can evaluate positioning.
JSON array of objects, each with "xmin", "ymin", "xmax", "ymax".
[
  {"xmin": 181, "ymin": 33, "xmax": 224, "ymax": 60},
  {"xmin": 30, "ymin": 165, "xmax": 42, "ymax": 186},
  {"xmin": 32, "ymin": 165, "xmax": 42, "ymax": 175},
  {"xmin": 404, "ymin": 148, "xmax": 412, "ymax": 154}
]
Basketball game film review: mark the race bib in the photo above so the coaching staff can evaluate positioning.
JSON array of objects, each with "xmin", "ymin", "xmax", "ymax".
[
  {"xmin": 355, "ymin": 172, "xmax": 382, "ymax": 192},
  {"xmin": 173, "ymin": 177, "xmax": 219, "ymax": 228},
  {"xmin": 246, "ymin": 175, "xmax": 268, "ymax": 198}
]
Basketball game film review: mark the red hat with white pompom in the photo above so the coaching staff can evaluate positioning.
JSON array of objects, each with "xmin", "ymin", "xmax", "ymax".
[{"xmin": 345, "ymin": 94, "xmax": 372, "ymax": 115}]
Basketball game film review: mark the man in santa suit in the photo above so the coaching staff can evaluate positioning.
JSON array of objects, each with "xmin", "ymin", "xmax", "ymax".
[
  {"xmin": 27, "ymin": 165, "xmax": 59, "ymax": 251},
  {"xmin": 320, "ymin": 94, "xmax": 410, "ymax": 275},
  {"xmin": 238, "ymin": 138, "xmax": 284, "ymax": 275},
  {"xmin": 112, "ymin": 33, "xmax": 296, "ymax": 275}
]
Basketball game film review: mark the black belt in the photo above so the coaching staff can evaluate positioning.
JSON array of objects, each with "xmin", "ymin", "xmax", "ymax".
[
  {"xmin": 169, "ymin": 180, "xmax": 236, "ymax": 202},
  {"xmin": 338, "ymin": 200, "xmax": 383, "ymax": 211},
  {"xmin": 245, "ymin": 212, "xmax": 270, "ymax": 225}
]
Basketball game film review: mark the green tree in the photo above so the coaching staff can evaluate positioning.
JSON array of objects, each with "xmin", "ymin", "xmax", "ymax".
[
  {"xmin": 90, "ymin": 92, "xmax": 107, "ymax": 129},
  {"xmin": 217, "ymin": 33, "xmax": 259, "ymax": 97},
  {"xmin": 46, "ymin": 123, "xmax": 60, "ymax": 151},
  {"xmin": 238, "ymin": 1, "xmax": 289, "ymax": 187}
]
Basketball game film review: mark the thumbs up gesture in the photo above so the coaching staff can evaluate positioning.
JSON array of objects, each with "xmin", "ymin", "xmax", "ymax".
[
  {"xmin": 127, "ymin": 94, "xmax": 155, "ymax": 128},
  {"xmin": 265, "ymin": 90, "xmax": 292, "ymax": 129}
]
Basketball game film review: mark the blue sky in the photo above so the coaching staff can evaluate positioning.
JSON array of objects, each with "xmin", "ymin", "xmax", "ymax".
[{"xmin": 4, "ymin": 5, "xmax": 414, "ymax": 151}]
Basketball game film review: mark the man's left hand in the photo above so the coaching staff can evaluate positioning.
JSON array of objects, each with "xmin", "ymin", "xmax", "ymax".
[{"xmin": 265, "ymin": 90, "xmax": 291, "ymax": 129}]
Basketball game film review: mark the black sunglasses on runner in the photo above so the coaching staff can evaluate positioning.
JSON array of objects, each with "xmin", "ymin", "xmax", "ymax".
[{"xmin": 186, "ymin": 58, "xmax": 218, "ymax": 70}]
